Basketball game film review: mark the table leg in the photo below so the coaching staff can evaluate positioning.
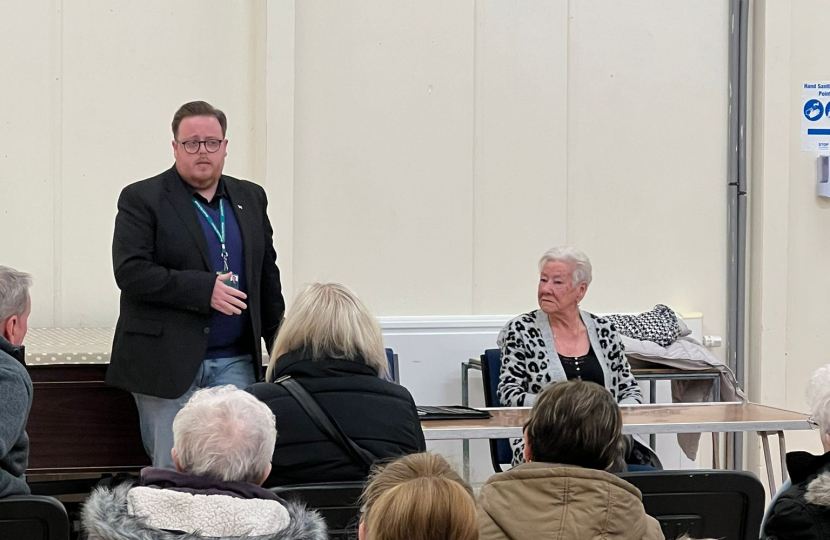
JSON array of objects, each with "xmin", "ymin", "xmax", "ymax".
[
  {"xmin": 712, "ymin": 432, "xmax": 720, "ymax": 469},
  {"xmin": 777, "ymin": 431, "xmax": 788, "ymax": 483},
  {"xmin": 759, "ymin": 431, "xmax": 776, "ymax": 494},
  {"xmin": 649, "ymin": 380, "xmax": 657, "ymax": 449}
]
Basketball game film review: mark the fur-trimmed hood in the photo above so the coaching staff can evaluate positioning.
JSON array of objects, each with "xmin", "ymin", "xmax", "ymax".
[
  {"xmin": 83, "ymin": 484, "xmax": 328, "ymax": 540},
  {"xmin": 806, "ymin": 471, "xmax": 830, "ymax": 507}
]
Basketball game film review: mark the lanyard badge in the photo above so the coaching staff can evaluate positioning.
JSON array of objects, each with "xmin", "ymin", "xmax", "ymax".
[{"xmin": 193, "ymin": 198, "xmax": 239, "ymax": 289}]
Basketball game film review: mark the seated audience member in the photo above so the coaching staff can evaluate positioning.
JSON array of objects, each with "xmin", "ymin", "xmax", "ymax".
[
  {"xmin": 477, "ymin": 380, "xmax": 663, "ymax": 540},
  {"xmin": 83, "ymin": 386, "xmax": 327, "ymax": 540},
  {"xmin": 498, "ymin": 246, "xmax": 656, "ymax": 467},
  {"xmin": 247, "ymin": 283, "xmax": 426, "ymax": 487},
  {"xmin": 0, "ymin": 266, "xmax": 34, "ymax": 498},
  {"xmin": 764, "ymin": 364, "xmax": 830, "ymax": 539},
  {"xmin": 359, "ymin": 452, "xmax": 478, "ymax": 540}
]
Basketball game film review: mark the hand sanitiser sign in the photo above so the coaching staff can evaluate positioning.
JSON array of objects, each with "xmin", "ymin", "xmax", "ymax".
[{"xmin": 802, "ymin": 82, "xmax": 830, "ymax": 154}]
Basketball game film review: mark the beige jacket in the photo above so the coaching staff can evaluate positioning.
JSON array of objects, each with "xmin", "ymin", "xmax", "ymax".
[{"xmin": 477, "ymin": 462, "xmax": 664, "ymax": 540}]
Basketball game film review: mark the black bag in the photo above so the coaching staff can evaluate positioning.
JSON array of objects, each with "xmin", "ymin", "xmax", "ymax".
[{"xmin": 276, "ymin": 375, "xmax": 377, "ymax": 474}]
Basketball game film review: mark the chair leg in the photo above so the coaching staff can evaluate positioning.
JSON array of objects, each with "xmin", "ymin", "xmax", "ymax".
[{"xmin": 712, "ymin": 432, "xmax": 720, "ymax": 469}]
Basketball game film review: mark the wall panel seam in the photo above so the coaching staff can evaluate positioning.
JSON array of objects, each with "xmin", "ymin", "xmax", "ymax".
[{"xmin": 51, "ymin": 0, "xmax": 64, "ymax": 326}]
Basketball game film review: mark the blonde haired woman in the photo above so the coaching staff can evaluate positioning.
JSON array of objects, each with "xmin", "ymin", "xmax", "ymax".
[
  {"xmin": 247, "ymin": 283, "xmax": 425, "ymax": 487},
  {"xmin": 359, "ymin": 453, "xmax": 478, "ymax": 540}
]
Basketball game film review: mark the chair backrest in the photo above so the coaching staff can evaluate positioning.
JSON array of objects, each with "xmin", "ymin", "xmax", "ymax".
[
  {"xmin": 384, "ymin": 348, "xmax": 400, "ymax": 384},
  {"xmin": 617, "ymin": 470, "xmax": 765, "ymax": 540},
  {"xmin": 0, "ymin": 495, "xmax": 70, "ymax": 540},
  {"xmin": 271, "ymin": 481, "xmax": 365, "ymax": 540},
  {"xmin": 480, "ymin": 349, "xmax": 513, "ymax": 472}
]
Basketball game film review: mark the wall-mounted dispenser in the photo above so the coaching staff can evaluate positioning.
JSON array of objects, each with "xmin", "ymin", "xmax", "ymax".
[{"xmin": 818, "ymin": 155, "xmax": 830, "ymax": 198}]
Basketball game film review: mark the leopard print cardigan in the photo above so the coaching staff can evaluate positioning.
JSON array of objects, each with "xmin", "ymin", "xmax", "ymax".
[{"xmin": 497, "ymin": 309, "xmax": 643, "ymax": 464}]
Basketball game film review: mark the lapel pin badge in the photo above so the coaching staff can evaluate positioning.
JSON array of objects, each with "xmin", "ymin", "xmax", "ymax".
[{"xmin": 237, "ymin": 205, "xmax": 243, "ymax": 210}]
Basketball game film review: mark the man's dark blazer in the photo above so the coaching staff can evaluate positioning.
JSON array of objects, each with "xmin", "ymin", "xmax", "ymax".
[{"xmin": 107, "ymin": 166, "xmax": 285, "ymax": 399}]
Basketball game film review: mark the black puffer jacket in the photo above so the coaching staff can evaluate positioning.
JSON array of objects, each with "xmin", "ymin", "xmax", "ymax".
[
  {"xmin": 765, "ymin": 450, "xmax": 830, "ymax": 540},
  {"xmin": 247, "ymin": 351, "xmax": 426, "ymax": 487}
]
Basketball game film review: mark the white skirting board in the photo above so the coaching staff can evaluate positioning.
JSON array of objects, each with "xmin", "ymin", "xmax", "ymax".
[{"xmin": 378, "ymin": 313, "xmax": 710, "ymax": 485}]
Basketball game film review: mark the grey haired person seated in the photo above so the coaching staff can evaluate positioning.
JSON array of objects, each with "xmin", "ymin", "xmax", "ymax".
[
  {"xmin": 0, "ymin": 266, "xmax": 34, "ymax": 499},
  {"xmin": 763, "ymin": 363, "xmax": 830, "ymax": 539},
  {"xmin": 83, "ymin": 385, "xmax": 327, "ymax": 540}
]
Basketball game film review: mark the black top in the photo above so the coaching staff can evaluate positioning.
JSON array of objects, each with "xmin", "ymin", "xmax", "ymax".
[
  {"xmin": 180, "ymin": 175, "xmax": 228, "ymax": 209},
  {"xmin": 246, "ymin": 350, "xmax": 426, "ymax": 487},
  {"xmin": 558, "ymin": 345, "xmax": 605, "ymax": 387}
]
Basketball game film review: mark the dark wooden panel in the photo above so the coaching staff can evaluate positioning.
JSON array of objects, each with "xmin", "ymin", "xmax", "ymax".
[
  {"xmin": 26, "ymin": 365, "xmax": 150, "ymax": 473},
  {"xmin": 28, "ymin": 363, "xmax": 108, "ymax": 383}
]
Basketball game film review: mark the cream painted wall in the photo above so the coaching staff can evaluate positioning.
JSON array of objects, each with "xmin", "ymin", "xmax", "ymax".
[
  {"xmin": 567, "ymin": 1, "xmax": 728, "ymax": 339},
  {"xmin": 3, "ymin": 2, "xmax": 729, "ymax": 355},
  {"xmin": 289, "ymin": 0, "xmax": 729, "ymax": 346},
  {"xmin": 1, "ymin": 1, "xmax": 55, "ymax": 325},
  {"xmin": 749, "ymin": 0, "xmax": 830, "ymax": 480}
]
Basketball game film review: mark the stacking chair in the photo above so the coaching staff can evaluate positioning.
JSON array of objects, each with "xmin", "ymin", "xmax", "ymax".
[
  {"xmin": 479, "ymin": 348, "xmax": 514, "ymax": 472},
  {"xmin": 271, "ymin": 481, "xmax": 365, "ymax": 540},
  {"xmin": 0, "ymin": 495, "xmax": 70, "ymax": 540},
  {"xmin": 618, "ymin": 470, "xmax": 765, "ymax": 540},
  {"xmin": 384, "ymin": 348, "xmax": 400, "ymax": 384}
]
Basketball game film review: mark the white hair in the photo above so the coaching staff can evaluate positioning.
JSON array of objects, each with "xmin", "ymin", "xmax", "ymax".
[
  {"xmin": 266, "ymin": 282, "xmax": 388, "ymax": 381},
  {"xmin": 538, "ymin": 246, "xmax": 593, "ymax": 286},
  {"xmin": 0, "ymin": 266, "xmax": 33, "ymax": 323},
  {"xmin": 172, "ymin": 385, "xmax": 276, "ymax": 484},
  {"xmin": 808, "ymin": 365, "xmax": 830, "ymax": 437}
]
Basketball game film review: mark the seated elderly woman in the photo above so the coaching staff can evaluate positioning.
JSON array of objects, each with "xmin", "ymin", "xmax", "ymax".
[
  {"xmin": 477, "ymin": 380, "xmax": 663, "ymax": 540},
  {"xmin": 763, "ymin": 364, "xmax": 830, "ymax": 538},
  {"xmin": 498, "ymin": 246, "xmax": 655, "ymax": 466},
  {"xmin": 359, "ymin": 452, "xmax": 478, "ymax": 540},
  {"xmin": 82, "ymin": 385, "xmax": 327, "ymax": 540},
  {"xmin": 247, "ymin": 283, "xmax": 426, "ymax": 487}
]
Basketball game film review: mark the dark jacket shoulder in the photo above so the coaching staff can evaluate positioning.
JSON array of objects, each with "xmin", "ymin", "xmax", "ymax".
[
  {"xmin": 247, "ymin": 351, "xmax": 426, "ymax": 487},
  {"xmin": 0, "ymin": 336, "xmax": 33, "ymax": 498},
  {"xmin": 765, "ymin": 450, "xmax": 830, "ymax": 540}
]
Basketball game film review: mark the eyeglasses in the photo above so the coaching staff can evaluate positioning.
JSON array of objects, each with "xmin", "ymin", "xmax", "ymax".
[
  {"xmin": 808, "ymin": 415, "xmax": 820, "ymax": 430},
  {"xmin": 178, "ymin": 139, "xmax": 224, "ymax": 154}
]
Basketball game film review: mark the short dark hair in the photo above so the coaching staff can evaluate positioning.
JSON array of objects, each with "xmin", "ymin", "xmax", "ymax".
[
  {"xmin": 172, "ymin": 101, "xmax": 227, "ymax": 138},
  {"xmin": 524, "ymin": 380, "xmax": 623, "ymax": 470}
]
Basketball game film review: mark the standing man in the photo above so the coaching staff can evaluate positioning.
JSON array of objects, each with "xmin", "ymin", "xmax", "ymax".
[
  {"xmin": 0, "ymin": 266, "xmax": 33, "ymax": 498},
  {"xmin": 108, "ymin": 101, "xmax": 285, "ymax": 469}
]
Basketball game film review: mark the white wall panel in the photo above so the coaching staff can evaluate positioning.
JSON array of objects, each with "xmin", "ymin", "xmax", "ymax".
[
  {"xmin": 0, "ymin": 0, "xmax": 56, "ymax": 326},
  {"xmin": 567, "ymin": 1, "xmax": 729, "ymax": 359},
  {"xmin": 292, "ymin": 1, "xmax": 475, "ymax": 315},
  {"xmin": 472, "ymin": 0, "xmax": 569, "ymax": 315}
]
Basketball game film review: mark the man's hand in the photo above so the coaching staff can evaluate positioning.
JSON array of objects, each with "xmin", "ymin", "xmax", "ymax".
[{"xmin": 211, "ymin": 273, "xmax": 248, "ymax": 315}]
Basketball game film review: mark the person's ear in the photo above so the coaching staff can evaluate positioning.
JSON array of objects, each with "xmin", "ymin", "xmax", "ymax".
[
  {"xmin": 358, "ymin": 521, "xmax": 366, "ymax": 540},
  {"xmin": 576, "ymin": 282, "xmax": 588, "ymax": 303},
  {"xmin": 523, "ymin": 429, "xmax": 533, "ymax": 462},
  {"xmin": 171, "ymin": 448, "xmax": 184, "ymax": 472},
  {"xmin": 2, "ymin": 316, "xmax": 16, "ymax": 343}
]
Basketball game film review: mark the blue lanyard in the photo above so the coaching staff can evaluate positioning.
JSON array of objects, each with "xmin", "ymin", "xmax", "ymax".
[{"xmin": 192, "ymin": 198, "xmax": 229, "ymax": 272}]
